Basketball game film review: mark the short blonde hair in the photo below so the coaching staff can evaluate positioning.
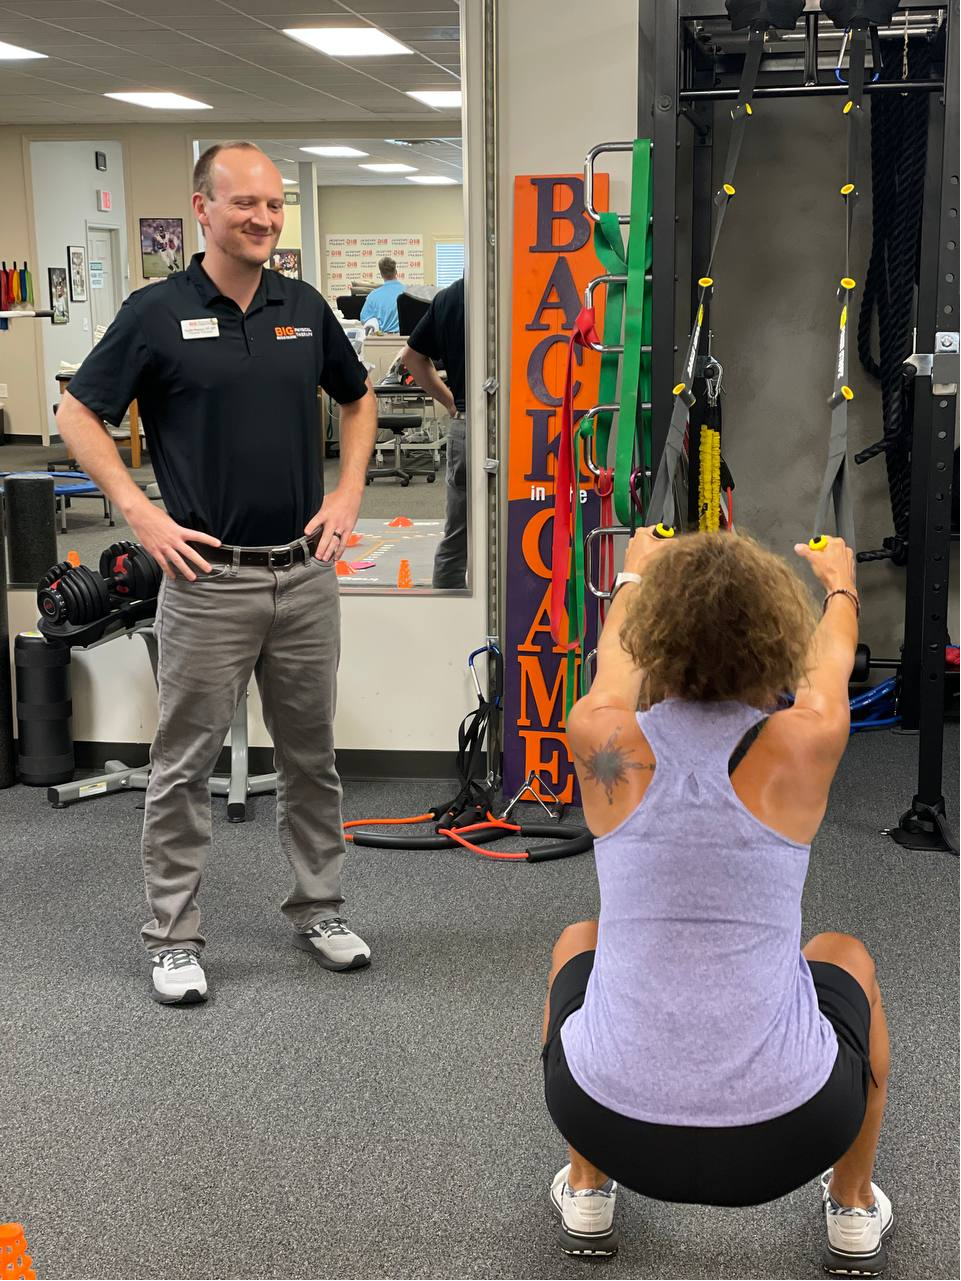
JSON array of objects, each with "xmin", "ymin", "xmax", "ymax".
[
  {"xmin": 619, "ymin": 530, "xmax": 818, "ymax": 707},
  {"xmin": 193, "ymin": 141, "xmax": 264, "ymax": 199}
]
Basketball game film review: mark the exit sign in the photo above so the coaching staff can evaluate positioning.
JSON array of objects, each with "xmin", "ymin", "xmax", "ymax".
[{"xmin": 96, "ymin": 189, "xmax": 112, "ymax": 212}]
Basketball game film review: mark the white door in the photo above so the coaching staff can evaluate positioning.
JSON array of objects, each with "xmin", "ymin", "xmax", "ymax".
[{"xmin": 86, "ymin": 225, "xmax": 122, "ymax": 341}]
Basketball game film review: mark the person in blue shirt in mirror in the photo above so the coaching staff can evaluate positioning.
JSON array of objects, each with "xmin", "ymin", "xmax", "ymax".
[{"xmin": 360, "ymin": 257, "xmax": 406, "ymax": 333}]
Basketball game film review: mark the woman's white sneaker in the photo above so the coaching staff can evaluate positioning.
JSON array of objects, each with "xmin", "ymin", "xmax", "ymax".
[
  {"xmin": 821, "ymin": 1169, "xmax": 894, "ymax": 1276},
  {"xmin": 550, "ymin": 1164, "xmax": 618, "ymax": 1257},
  {"xmin": 151, "ymin": 949, "xmax": 208, "ymax": 1005},
  {"xmin": 295, "ymin": 918, "xmax": 371, "ymax": 971}
]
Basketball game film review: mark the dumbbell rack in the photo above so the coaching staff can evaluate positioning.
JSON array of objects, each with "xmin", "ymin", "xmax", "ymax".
[{"xmin": 41, "ymin": 606, "xmax": 276, "ymax": 823}]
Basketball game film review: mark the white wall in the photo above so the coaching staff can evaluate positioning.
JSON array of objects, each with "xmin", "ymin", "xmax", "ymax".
[
  {"xmin": 29, "ymin": 140, "xmax": 128, "ymax": 441},
  {"xmin": 317, "ymin": 184, "xmax": 464, "ymax": 294}
]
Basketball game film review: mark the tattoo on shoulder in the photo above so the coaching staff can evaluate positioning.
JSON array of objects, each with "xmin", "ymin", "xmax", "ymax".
[{"xmin": 575, "ymin": 727, "xmax": 655, "ymax": 805}]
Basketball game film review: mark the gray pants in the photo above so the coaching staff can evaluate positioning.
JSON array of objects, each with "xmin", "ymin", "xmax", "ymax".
[
  {"xmin": 141, "ymin": 555, "xmax": 345, "ymax": 955},
  {"xmin": 432, "ymin": 418, "xmax": 468, "ymax": 590}
]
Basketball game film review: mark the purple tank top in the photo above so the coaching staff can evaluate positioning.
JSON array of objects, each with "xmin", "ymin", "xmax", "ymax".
[{"xmin": 561, "ymin": 697, "xmax": 838, "ymax": 1127}]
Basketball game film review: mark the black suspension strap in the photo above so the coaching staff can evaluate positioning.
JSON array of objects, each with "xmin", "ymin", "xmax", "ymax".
[
  {"xmin": 646, "ymin": 18, "xmax": 773, "ymax": 530},
  {"xmin": 811, "ymin": 21, "xmax": 870, "ymax": 550}
]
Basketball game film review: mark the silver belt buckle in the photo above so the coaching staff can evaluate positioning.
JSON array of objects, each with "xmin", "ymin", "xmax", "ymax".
[{"xmin": 269, "ymin": 544, "xmax": 295, "ymax": 569}]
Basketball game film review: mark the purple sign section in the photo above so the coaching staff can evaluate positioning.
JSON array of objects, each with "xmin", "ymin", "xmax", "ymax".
[
  {"xmin": 502, "ymin": 491, "xmax": 601, "ymax": 805},
  {"xmin": 501, "ymin": 172, "xmax": 609, "ymax": 806}
]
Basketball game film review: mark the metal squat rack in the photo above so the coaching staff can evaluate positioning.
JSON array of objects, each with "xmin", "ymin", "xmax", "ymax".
[{"xmin": 579, "ymin": 0, "xmax": 958, "ymax": 852}]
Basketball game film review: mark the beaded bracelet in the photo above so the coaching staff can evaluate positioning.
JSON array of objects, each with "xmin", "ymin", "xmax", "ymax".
[{"xmin": 822, "ymin": 588, "xmax": 860, "ymax": 619}]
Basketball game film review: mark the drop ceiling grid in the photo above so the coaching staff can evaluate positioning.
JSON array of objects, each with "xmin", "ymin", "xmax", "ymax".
[{"xmin": 0, "ymin": 0, "xmax": 461, "ymax": 124}]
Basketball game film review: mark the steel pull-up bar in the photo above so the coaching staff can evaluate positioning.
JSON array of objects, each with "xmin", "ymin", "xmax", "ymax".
[{"xmin": 680, "ymin": 78, "xmax": 943, "ymax": 99}]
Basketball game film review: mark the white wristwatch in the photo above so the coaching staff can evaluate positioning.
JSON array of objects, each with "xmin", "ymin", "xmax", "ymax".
[{"xmin": 611, "ymin": 571, "xmax": 642, "ymax": 599}]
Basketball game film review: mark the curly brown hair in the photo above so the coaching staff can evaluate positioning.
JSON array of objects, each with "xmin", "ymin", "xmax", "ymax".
[{"xmin": 620, "ymin": 531, "xmax": 818, "ymax": 707}]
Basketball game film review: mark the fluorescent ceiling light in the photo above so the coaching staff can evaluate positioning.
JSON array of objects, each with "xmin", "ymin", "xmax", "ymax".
[
  {"xmin": 359, "ymin": 163, "xmax": 417, "ymax": 174},
  {"xmin": 105, "ymin": 91, "xmax": 211, "ymax": 110},
  {"xmin": 282, "ymin": 178, "xmax": 298, "ymax": 185},
  {"xmin": 406, "ymin": 90, "xmax": 462, "ymax": 109},
  {"xmin": 300, "ymin": 145, "xmax": 368, "ymax": 158},
  {"xmin": 283, "ymin": 28, "xmax": 412, "ymax": 57},
  {"xmin": 406, "ymin": 175, "xmax": 458, "ymax": 185},
  {"xmin": 0, "ymin": 40, "xmax": 46, "ymax": 59}
]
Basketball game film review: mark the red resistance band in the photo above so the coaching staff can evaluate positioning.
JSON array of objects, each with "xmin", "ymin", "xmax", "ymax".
[
  {"xmin": 435, "ymin": 816, "xmax": 529, "ymax": 861},
  {"xmin": 550, "ymin": 307, "xmax": 603, "ymax": 646}
]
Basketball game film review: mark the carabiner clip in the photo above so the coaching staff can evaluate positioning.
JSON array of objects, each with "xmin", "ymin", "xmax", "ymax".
[
  {"xmin": 705, "ymin": 358, "xmax": 723, "ymax": 407},
  {"xmin": 834, "ymin": 25, "xmax": 881, "ymax": 84},
  {"xmin": 467, "ymin": 642, "xmax": 503, "ymax": 707}
]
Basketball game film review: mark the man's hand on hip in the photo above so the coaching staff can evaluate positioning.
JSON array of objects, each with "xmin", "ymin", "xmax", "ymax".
[
  {"xmin": 126, "ymin": 500, "xmax": 221, "ymax": 581},
  {"xmin": 305, "ymin": 486, "xmax": 363, "ymax": 562}
]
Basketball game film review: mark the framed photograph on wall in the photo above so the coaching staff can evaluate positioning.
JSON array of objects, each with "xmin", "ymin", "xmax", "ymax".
[
  {"xmin": 48, "ymin": 266, "xmax": 69, "ymax": 325},
  {"xmin": 140, "ymin": 217, "xmax": 185, "ymax": 279},
  {"xmin": 270, "ymin": 248, "xmax": 302, "ymax": 280},
  {"xmin": 67, "ymin": 245, "xmax": 87, "ymax": 302}
]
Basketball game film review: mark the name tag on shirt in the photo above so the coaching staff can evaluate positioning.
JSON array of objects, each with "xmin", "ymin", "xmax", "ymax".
[{"xmin": 181, "ymin": 318, "xmax": 220, "ymax": 340}]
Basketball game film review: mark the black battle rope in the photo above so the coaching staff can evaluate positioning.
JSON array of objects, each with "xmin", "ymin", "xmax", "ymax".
[
  {"xmin": 854, "ymin": 33, "xmax": 933, "ymax": 565},
  {"xmin": 646, "ymin": 15, "xmax": 780, "ymax": 529}
]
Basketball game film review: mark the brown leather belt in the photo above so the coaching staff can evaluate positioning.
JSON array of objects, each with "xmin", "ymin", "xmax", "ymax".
[{"xmin": 197, "ymin": 533, "xmax": 321, "ymax": 569}]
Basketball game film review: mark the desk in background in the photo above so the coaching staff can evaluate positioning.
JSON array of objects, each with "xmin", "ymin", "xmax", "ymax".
[{"xmin": 55, "ymin": 372, "xmax": 142, "ymax": 469}]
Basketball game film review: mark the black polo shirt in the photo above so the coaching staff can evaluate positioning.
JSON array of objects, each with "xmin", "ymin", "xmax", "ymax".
[
  {"xmin": 66, "ymin": 253, "xmax": 368, "ymax": 546},
  {"xmin": 407, "ymin": 277, "xmax": 466, "ymax": 413}
]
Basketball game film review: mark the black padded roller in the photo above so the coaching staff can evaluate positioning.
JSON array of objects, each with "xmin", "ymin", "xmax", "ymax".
[
  {"xmin": 14, "ymin": 632, "xmax": 74, "ymax": 786},
  {"xmin": 5, "ymin": 474, "xmax": 58, "ymax": 586},
  {"xmin": 725, "ymin": 0, "xmax": 804, "ymax": 30}
]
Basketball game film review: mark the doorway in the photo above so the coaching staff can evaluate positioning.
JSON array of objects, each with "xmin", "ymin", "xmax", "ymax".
[{"xmin": 85, "ymin": 224, "xmax": 123, "ymax": 339}]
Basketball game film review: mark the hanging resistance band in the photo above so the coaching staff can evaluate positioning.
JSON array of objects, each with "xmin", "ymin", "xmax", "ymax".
[
  {"xmin": 645, "ymin": 22, "xmax": 767, "ymax": 529},
  {"xmin": 551, "ymin": 142, "xmax": 653, "ymax": 716},
  {"xmin": 614, "ymin": 140, "xmax": 654, "ymax": 525},
  {"xmin": 810, "ymin": 22, "xmax": 870, "ymax": 550}
]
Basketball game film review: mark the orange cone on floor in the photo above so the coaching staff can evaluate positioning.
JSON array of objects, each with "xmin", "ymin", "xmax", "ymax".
[
  {"xmin": 346, "ymin": 533, "xmax": 362, "ymax": 548},
  {"xmin": 0, "ymin": 1224, "xmax": 36, "ymax": 1280},
  {"xmin": 335, "ymin": 560, "xmax": 356, "ymax": 577},
  {"xmin": 396, "ymin": 559, "xmax": 413, "ymax": 589},
  {"xmin": 388, "ymin": 516, "xmax": 413, "ymax": 528}
]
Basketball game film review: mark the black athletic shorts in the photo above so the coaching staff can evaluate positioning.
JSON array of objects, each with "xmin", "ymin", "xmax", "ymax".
[{"xmin": 542, "ymin": 953, "xmax": 871, "ymax": 1207}]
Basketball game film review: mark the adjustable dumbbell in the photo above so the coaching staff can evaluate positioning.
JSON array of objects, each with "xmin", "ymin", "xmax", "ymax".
[
  {"xmin": 37, "ymin": 563, "xmax": 110, "ymax": 626},
  {"xmin": 98, "ymin": 542, "xmax": 162, "ymax": 601},
  {"xmin": 37, "ymin": 543, "xmax": 161, "ymax": 626}
]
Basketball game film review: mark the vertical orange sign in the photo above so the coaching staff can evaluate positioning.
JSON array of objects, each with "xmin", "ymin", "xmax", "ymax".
[{"xmin": 502, "ymin": 173, "xmax": 610, "ymax": 803}]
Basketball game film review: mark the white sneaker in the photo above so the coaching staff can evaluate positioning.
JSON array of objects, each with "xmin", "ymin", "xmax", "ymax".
[
  {"xmin": 821, "ymin": 1169, "xmax": 894, "ymax": 1276},
  {"xmin": 295, "ymin": 917, "xmax": 371, "ymax": 971},
  {"xmin": 550, "ymin": 1164, "xmax": 618, "ymax": 1257},
  {"xmin": 151, "ymin": 949, "xmax": 207, "ymax": 1005}
]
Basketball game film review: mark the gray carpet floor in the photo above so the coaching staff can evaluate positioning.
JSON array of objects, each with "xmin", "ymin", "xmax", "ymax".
[{"xmin": 2, "ymin": 726, "xmax": 958, "ymax": 1281}]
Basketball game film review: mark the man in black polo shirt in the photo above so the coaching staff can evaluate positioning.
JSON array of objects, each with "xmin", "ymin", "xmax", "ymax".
[
  {"xmin": 57, "ymin": 141, "xmax": 377, "ymax": 1005},
  {"xmin": 400, "ymin": 278, "xmax": 467, "ymax": 589}
]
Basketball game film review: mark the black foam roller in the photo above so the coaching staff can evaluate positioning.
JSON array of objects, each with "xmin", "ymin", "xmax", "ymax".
[
  {"xmin": 0, "ymin": 498, "xmax": 14, "ymax": 787},
  {"xmin": 5, "ymin": 474, "xmax": 58, "ymax": 587},
  {"xmin": 15, "ymin": 633, "xmax": 73, "ymax": 786}
]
